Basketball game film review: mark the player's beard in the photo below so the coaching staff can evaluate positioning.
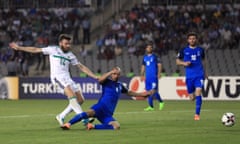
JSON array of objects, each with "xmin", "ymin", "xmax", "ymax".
[{"xmin": 60, "ymin": 46, "xmax": 70, "ymax": 53}]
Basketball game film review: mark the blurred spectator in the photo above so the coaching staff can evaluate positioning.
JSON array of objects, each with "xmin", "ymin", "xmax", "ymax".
[
  {"xmin": 82, "ymin": 16, "xmax": 91, "ymax": 44},
  {"xmin": 114, "ymin": 45, "xmax": 122, "ymax": 56},
  {"xmin": 79, "ymin": 44, "xmax": 88, "ymax": 57},
  {"xmin": 219, "ymin": 27, "xmax": 232, "ymax": 49},
  {"xmin": 98, "ymin": 3, "xmax": 240, "ymax": 59},
  {"xmin": 35, "ymin": 35, "xmax": 48, "ymax": 71},
  {"xmin": 6, "ymin": 56, "xmax": 17, "ymax": 76},
  {"xmin": 96, "ymin": 35, "xmax": 104, "ymax": 54},
  {"xmin": 201, "ymin": 39, "xmax": 211, "ymax": 50},
  {"xmin": 22, "ymin": 54, "xmax": 29, "ymax": 77},
  {"xmin": 128, "ymin": 44, "xmax": 136, "ymax": 55},
  {"xmin": 0, "ymin": 5, "xmax": 94, "ymax": 76}
]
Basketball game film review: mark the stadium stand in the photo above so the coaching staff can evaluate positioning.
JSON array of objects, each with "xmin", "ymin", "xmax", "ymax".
[
  {"xmin": 0, "ymin": 0, "xmax": 239, "ymax": 77},
  {"xmin": 89, "ymin": 1, "xmax": 240, "ymax": 76}
]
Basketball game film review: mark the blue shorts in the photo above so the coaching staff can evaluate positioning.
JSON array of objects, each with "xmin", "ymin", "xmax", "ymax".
[
  {"xmin": 91, "ymin": 103, "xmax": 116, "ymax": 125},
  {"xmin": 186, "ymin": 77, "xmax": 204, "ymax": 94},
  {"xmin": 145, "ymin": 78, "xmax": 158, "ymax": 91}
]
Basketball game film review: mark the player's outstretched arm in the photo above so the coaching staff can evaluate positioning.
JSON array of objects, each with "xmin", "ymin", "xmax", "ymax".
[
  {"xmin": 127, "ymin": 90, "xmax": 153, "ymax": 97},
  {"xmin": 77, "ymin": 63, "xmax": 98, "ymax": 80},
  {"xmin": 98, "ymin": 69, "xmax": 115, "ymax": 83},
  {"xmin": 9, "ymin": 42, "xmax": 42, "ymax": 53}
]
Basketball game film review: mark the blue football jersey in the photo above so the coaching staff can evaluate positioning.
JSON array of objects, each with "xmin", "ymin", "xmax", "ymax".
[
  {"xmin": 98, "ymin": 79, "xmax": 128, "ymax": 114},
  {"xmin": 142, "ymin": 54, "xmax": 161, "ymax": 79},
  {"xmin": 177, "ymin": 46, "xmax": 205, "ymax": 78}
]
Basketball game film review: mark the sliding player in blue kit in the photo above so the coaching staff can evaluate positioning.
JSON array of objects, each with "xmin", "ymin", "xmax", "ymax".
[
  {"xmin": 140, "ymin": 43, "xmax": 164, "ymax": 111},
  {"xmin": 61, "ymin": 67, "xmax": 153, "ymax": 130},
  {"xmin": 176, "ymin": 32, "xmax": 208, "ymax": 120}
]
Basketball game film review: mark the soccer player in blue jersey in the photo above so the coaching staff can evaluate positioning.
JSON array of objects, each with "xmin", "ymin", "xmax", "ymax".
[
  {"xmin": 140, "ymin": 43, "xmax": 164, "ymax": 111},
  {"xmin": 61, "ymin": 67, "xmax": 153, "ymax": 130},
  {"xmin": 176, "ymin": 32, "xmax": 208, "ymax": 120}
]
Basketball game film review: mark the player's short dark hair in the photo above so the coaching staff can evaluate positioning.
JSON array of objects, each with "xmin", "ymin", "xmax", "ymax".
[
  {"xmin": 58, "ymin": 34, "xmax": 72, "ymax": 42},
  {"xmin": 187, "ymin": 32, "xmax": 198, "ymax": 38}
]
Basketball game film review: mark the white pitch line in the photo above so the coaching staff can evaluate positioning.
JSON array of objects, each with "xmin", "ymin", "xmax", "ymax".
[
  {"xmin": 0, "ymin": 110, "xmax": 211, "ymax": 119},
  {"xmin": 0, "ymin": 114, "xmax": 55, "ymax": 119}
]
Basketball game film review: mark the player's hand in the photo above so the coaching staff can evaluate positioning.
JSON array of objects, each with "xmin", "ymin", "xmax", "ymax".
[
  {"xmin": 9, "ymin": 42, "xmax": 19, "ymax": 50},
  {"xmin": 184, "ymin": 61, "xmax": 191, "ymax": 66},
  {"xmin": 111, "ymin": 67, "xmax": 119, "ymax": 74}
]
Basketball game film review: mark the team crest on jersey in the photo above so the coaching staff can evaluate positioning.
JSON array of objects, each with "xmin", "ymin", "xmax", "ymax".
[{"xmin": 191, "ymin": 55, "xmax": 197, "ymax": 61}]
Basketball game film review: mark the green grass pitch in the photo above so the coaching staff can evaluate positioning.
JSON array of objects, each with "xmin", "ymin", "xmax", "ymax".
[{"xmin": 0, "ymin": 99, "xmax": 239, "ymax": 144}]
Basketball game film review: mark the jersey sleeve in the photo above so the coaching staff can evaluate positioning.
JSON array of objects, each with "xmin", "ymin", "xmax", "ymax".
[
  {"xmin": 176, "ymin": 48, "xmax": 184, "ymax": 59},
  {"xmin": 70, "ymin": 54, "xmax": 80, "ymax": 66},
  {"xmin": 41, "ymin": 46, "xmax": 56, "ymax": 55}
]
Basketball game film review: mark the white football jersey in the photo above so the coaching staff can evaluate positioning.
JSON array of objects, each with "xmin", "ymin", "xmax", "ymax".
[{"xmin": 42, "ymin": 46, "xmax": 80, "ymax": 78}]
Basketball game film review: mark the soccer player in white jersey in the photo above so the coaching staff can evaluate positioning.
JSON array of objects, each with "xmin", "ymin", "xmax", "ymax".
[{"xmin": 9, "ymin": 34, "xmax": 98, "ymax": 126}]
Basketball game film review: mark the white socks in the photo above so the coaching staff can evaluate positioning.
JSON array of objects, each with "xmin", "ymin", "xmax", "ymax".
[
  {"xmin": 59, "ymin": 104, "xmax": 72, "ymax": 118},
  {"xmin": 59, "ymin": 97, "xmax": 83, "ymax": 119},
  {"xmin": 69, "ymin": 97, "xmax": 83, "ymax": 114}
]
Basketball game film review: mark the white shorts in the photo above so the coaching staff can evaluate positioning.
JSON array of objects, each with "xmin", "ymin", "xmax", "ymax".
[{"xmin": 51, "ymin": 75, "xmax": 80, "ymax": 94}]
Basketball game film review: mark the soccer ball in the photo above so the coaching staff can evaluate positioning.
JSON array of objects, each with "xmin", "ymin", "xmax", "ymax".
[{"xmin": 221, "ymin": 112, "xmax": 235, "ymax": 127}]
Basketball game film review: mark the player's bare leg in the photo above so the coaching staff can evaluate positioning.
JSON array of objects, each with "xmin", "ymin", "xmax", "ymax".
[
  {"xmin": 87, "ymin": 120, "xmax": 120, "ymax": 130},
  {"xmin": 56, "ymin": 90, "xmax": 85, "ymax": 126},
  {"xmin": 189, "ymin": 93, "xmax": 195, "ymax": 101},
  {"xmin": 195, "ymin": 88, "xmax": 202, "ymax": 98},
  {"xmin": 64, "ymin": 86, "xmax": 83, "ymax": 114},
  {"xmin": 57, "ymin": 86, "xmax": 83, "ymax": 126},
  {"xmin": 76, "ymin": 90, "xmax": 84, "ymax": 104},
  {"xmin": 109, "ymin": 121, "xmax": 120, "ymax": 130}
]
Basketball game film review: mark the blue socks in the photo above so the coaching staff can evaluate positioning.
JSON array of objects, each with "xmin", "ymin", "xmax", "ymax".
[
  {"xmin": 69, "ymin": 112, "xmax": 88, "ymax": 125},
  {"xmin": 195, "ymin": 96, "xmax": 202, "ymax": 115},
  {"xmin": 148, "ymin": 92, "xmax": 163, "ymax": 108},
  {"xmin": 68, "ymin": 112, "xmax": 115, "ymax": 130},
  {"xmin": 154, "ymin": 93, "xmax": 163, "ymax": 103},
  {"xmin": 147, "ymin": 96, "xmax": 153, "ymax": 107}
]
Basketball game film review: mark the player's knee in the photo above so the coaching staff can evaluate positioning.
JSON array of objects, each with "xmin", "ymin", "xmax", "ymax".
[
  {"xmin": 195, "ymin": 89, "xmax": 202, "ymax": 96},
  {"xmin": 86, "ymin": 109, "xmax": 95, "ymax": 117},
  {"xmin": 78, "ymin": 98, "xmax": 84, "ymax": 104},
  {"xmin": 112, "ymin": 122, "xmax": 120, "ymax": 130},
  {"xmin": 113, "ymin": 125, "xmax": 120, "ymax": 130},
  {"xmin": 76, "ymin": 93, "xmax": 85, "ymax": 104}
]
